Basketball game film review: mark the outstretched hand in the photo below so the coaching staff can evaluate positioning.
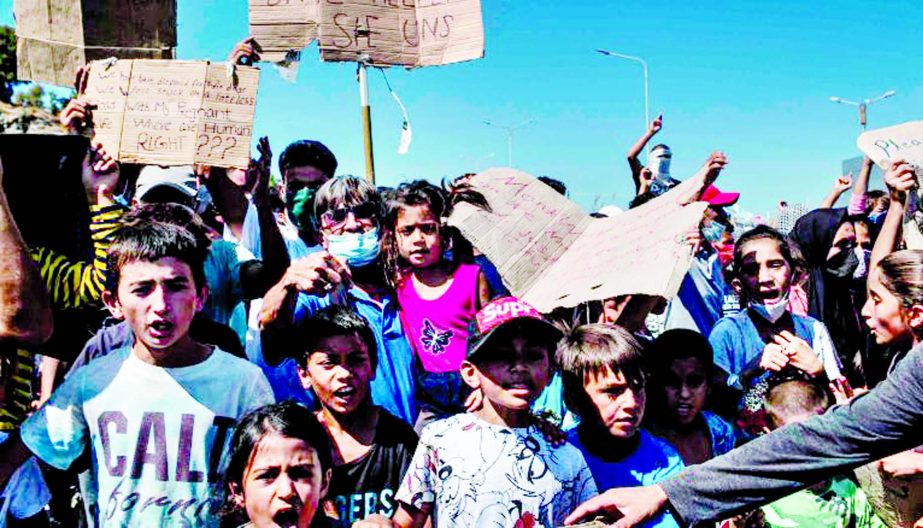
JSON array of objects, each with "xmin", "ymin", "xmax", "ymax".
[
  {"xmin": 648, "ymin": 115, "xmax": 663, "ymax": 136},
  {"xmin": 565, "ymin": 485, "xmax": 669, "ymax": 528}
]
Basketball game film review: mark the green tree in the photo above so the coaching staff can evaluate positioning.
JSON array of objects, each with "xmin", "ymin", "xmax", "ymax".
[{"xmin": 0, "ymin": 25, "xmax": 17, "ymax": 104}]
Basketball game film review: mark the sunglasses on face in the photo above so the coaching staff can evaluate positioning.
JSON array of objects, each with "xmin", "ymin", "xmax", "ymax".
[{"xmin": 320, "ymin": 202, "xmax": 378, "ymax": 227}]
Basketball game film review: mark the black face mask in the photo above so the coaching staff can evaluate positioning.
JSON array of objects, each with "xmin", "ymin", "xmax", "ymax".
[{"xmin": 826, "ymin": 247, "xmax": 859, "ymax": 278}]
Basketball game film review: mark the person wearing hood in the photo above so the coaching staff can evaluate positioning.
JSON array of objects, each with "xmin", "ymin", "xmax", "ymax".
[
  {"xmin": 789, "ymin": 208, "xmax": 870, "ymax": 388},
  {"xmin": 259, "ymin": 176, "xmax": 418, "ymax": 426}
]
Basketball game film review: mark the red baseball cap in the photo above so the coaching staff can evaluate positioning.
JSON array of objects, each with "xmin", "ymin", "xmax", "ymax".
[
  {"xmin": 466, "ymin": 297, "xmax": 561, "ymax": 360},
  {"xmin": 700, "ymin": 185, "xmax": 740, "ymax": 207}
]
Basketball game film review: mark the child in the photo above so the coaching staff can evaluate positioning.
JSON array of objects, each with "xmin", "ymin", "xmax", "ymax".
[
  {"xmin": 0, "ymin": 220, "xmax": 275, "ymax": 527},
  {"xmin": 382, "ymin": 180, "xmax": 491, "ymax": 430},
  {"xmin": 295, "ymin": 305, "xmax": 418, "ymax": 526},
  {"xmin": 226, "ymin": 401, "xmax": 333, "ymax": 528},
  {"xmin": 645, "ymin": 329, "xmax": 736, "ymax": 465},
  {"xmin": 383, "ymin": 297, "xmax": 596, "ymax": 528},
  {"xmin": 759, "ymin": 380, "xmax": 886, "ymax": 528},
  {"xmin": 710, "ymin": 225, "xmax": 844, "ymax": 435},
  {"xmin": 558, "ymin": 323, "xmax": 684, "ymax": 528}
]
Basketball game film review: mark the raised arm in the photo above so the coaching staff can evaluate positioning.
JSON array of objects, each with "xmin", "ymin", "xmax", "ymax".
[
  {"xmin": 849, "ymin": 157, "xmax": 873, "ymax": 215},
  {"xmin": 820, "ymin": 173, "xmax": 853, "ymax": 209},
  {"xmin": 626, "ymin": 117, "xmax": 662, "ymax": 193},
  {"xmin": 870, "ymin": 159, "xmax": 914, "ymax": 271},
  {"xmin": 30, "ymin": 141, "xmax": 124, "ymax": 310},
  {"xmin": 0, "ymin": 157, "xmax": 52, "ymax": 345}
]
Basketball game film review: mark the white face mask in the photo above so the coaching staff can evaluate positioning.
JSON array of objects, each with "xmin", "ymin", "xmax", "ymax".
[
  {"xmin": 750, "ymin": 293, "xmax": 790, "ymax": 323},
  {"xmin": 648, "ymin": 148, "xmax": 672, "ymax": 178}
]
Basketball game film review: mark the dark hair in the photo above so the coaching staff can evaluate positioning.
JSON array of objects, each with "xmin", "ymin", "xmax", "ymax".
[
  {"xmin": 877, "ymin": 250, "xmax": 923, "ymax": 316},
  {"xmin": 764, "ymin": 380, "xmax": 830, "ymax": 429},
  {"xmin": 122, "ymin": 202, "xmax": 212, "ymax": 254},
  {"xmin": 537, "ymin": 176, "xmax": 567, "ymax": 196},
  {"xmin": 279, "ymin": 140, "xmax": 338, "ymax": 178},
  {"xmin": 728, "ymin": 225, "xmax": 802, "ymax": 305},
  {"xmin": 299, "ymin": 304, "xmax": 378, "ymax": 370},
  {"xmin": 380, "ymin": 179, "xmax": 487, "ymax": 290},
  {"xmin": 225, "ymin": 401, "xmax": 332, "ymax": 520},
  {"xmin": 646, "ymin": 329, "xmax": 714, "ymax": 378},
  {"xmin": 556, "ymin": 323, "xmax": 645, "ymax": 418},
  {"xmin": 106, "ymin": 219, "xmax": 208, "ymax": 292}
]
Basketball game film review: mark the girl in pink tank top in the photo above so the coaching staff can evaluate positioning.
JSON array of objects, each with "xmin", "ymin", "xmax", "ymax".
[{"xmin": 382, "ymin": 181, "xmax": 491, "ymax": 426}]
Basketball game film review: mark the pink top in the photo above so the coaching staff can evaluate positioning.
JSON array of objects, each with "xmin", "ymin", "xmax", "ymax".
[{"xmin": 397, "ymin": 263, "xmax": 480, "ymax": 374}]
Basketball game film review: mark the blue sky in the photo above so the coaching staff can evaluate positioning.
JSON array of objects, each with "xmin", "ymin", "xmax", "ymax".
[{"xmin": 5, "ymin": 1, "xmax": 922, "ymax": 217}]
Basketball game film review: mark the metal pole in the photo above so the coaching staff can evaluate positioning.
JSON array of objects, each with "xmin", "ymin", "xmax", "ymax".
[
  {"xmin": 358, "ymin": 62, "xmax": 375, "ymax": 184},
  {"xmin": 642, "ymin": 61, "xmax": 650, "ymax": 130}
]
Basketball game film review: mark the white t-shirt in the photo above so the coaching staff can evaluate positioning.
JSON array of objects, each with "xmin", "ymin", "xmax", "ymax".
[
  {"xmin": 396, "ymin": 413, "xmax": 598, "ymax": 528},
  {"xmin": 21, "ymin": 348, "xmax": 275, "ymax": 527}
]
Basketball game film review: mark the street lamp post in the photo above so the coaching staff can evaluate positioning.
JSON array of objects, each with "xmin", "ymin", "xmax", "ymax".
[
  {"xmin": 829, "ymin": 90, "xmax": 896, "ymax": 130},
  {"xmin": 597, "ymin": 48, "xmax": 649, "ymax": 131},
  {"xmin": 483, "ymin": 119, "xmax": 536, "ymax": 167}
]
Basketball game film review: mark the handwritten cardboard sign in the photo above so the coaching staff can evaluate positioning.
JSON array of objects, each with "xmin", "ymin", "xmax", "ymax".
[
  {"xmin": 14, "ymin": 0, "xmax": 176, "ymax": 87},
  {"xmin": 858, "ymin": 121, "xmax": 923, "ymax": 250},
  {"xmin": 248, "ymin": 0, "xmax": 484, "ymax": 67},
  {"xmin": 448, "ymin": 168, "xmax": 709, "ymax": 313},
  {"xmin": 83, "ymin": 60, "xmax": 259, "ymax": 168},
  {"xmin": 858, "ymin": 121, "xmax": 923, "ymax": 170},
  {"xmin": 248, "ymin": 0, "xmax": 320, "ymax": 63}
]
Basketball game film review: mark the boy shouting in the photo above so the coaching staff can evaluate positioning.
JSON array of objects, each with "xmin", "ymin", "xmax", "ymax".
[
  {"xmin": 372, "ymin": 297, "xmax": 597, "ymax": 528},
  {"xmin": 0, "ymin": 220, "xmax": 274, "ymax": 526}
]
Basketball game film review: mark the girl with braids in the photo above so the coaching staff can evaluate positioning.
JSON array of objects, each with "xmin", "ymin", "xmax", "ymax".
[
  {"xmin": 708, "ymin": 225, "xmax": 844, "ymax": 436},
  {"xmin": 380, "ymin": 180, "xmax": 491, "ymax": 431}
]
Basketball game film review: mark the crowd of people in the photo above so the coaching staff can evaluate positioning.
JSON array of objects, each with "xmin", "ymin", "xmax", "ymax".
[{"xmin": 0, "ymin": 38, "xmax": 922, "ymax": 528}]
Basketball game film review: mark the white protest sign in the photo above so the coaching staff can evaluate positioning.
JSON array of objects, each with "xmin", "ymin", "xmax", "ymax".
[
  {"xmin": 248, "ymin": 0, "xmax": 484, "ymax": 67},
  {"xmin": 83, "ymin": 60, "xmax": 260, "ymax": 169},
  {"xmin": 858, "ymin": 121, "xmax": 923, "ymax": 249},
  {"xmin": 858, "ymin": 121, "xmax": 923, "ymax": 170},
  {"xmin": 448, "ymin": 168, "xmax": 709, "ymax": 313}
]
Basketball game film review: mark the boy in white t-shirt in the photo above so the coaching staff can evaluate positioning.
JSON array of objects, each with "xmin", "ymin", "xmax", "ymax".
[
  {"xmin": 0, "ymin": 219, "xmax": 274, "ymax": 527},
  {"xmin": 359, "ymin": 297, "xmax": 597, "ymax": 528}
]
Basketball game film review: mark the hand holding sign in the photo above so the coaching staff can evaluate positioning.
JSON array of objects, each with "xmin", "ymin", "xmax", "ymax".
[{"xmin": 884, "ymin": 159, "xmax": 916, "ymax": 197}]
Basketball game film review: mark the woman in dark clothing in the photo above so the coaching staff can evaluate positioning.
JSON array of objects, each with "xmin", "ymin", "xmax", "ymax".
[{"xmin": 788, "ymin": 208, "xmax": 870, "ymax": 387}]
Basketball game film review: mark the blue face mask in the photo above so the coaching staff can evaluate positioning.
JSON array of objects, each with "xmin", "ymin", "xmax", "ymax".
[{"xmin": 326, "ymin": 227, "xmax": 380, "ymax": 268}]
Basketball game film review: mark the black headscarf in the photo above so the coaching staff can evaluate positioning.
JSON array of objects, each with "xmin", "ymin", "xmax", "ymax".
[{"xmin": 789, "ymin": 208, "xmax": 866, "ymax": 385}]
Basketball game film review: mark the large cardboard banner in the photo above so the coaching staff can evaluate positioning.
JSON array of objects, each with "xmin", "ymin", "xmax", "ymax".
[
  {"xmin": 858, "ymin": 121, "xmax": 923, "ymax": 250},
  {"xmin": 448, "ymin": 168, "xmax": 709, "ymax": 313},
  {"xmin": 83, "ymin": 60, "xmax": 260, "ymax": 168},
  {"xmin": 14, "ymin": 0, "xmax": 176, "ymax": 87},
  {"xmin": 249, "ymin": 0, "xmax": 484, "ymax": 66}
]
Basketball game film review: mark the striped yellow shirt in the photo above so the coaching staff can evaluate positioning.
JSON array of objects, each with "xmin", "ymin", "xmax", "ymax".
[{"xmin": 0, "ymin": 204, "xmax": 124, "ymax": 431}]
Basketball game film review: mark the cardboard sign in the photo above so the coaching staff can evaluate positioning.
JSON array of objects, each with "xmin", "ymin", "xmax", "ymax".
[
  {"xmin": 14, "ymin": 0, "xmax": 176, "ymax": 87},
  {"xmin": 248, "ymin": 0, "xmax": 320, "ymax": 63},
  {"xmin": 448, "ymin": 168, "xmax": 709, "ymax": 313},
  {"xmin": 858, "ymin": 121, "xmax": 923, "ymax": 170},
  {"xmin": 83, "ymin": 60, "xmax": 259, "ymax": 168},
  {"xmin": 248, "ymin": 0, "xmax": 484, "ymax": 67},
  {"xmin": 858, "ymin": 121, "xmax": 923, "ymax": 250}
]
